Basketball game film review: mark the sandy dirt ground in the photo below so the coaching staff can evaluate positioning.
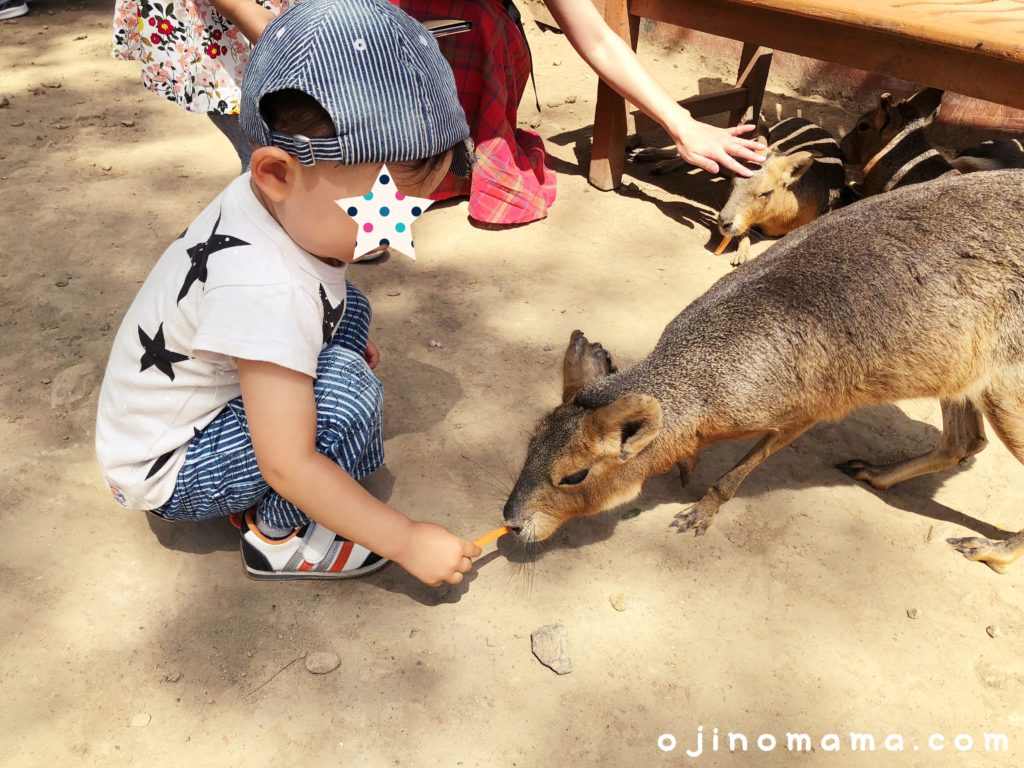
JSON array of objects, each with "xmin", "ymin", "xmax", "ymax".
[{"xmin": 2, "ymin": 1, "xmax": 1023, "ymax": 766}]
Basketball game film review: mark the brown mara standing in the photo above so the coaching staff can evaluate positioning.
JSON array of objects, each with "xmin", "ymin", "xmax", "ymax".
[{"xmin": 504, "ymin": 169, "xmax": 1024, "ymax": 573}]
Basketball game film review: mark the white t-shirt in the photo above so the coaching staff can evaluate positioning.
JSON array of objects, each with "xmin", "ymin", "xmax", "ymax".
[{"xmin": 96, "ymin": 174, "xmax": 350, "ymax": 510}]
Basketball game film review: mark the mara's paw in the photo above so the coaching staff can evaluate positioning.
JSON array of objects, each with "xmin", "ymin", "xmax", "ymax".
[
  {"xmin": 652, "ymin": 158, "xmax": 685, "ymax": 176},
  {"xmin": 629, "ymin": 147, "xmax": 675, "ymax": 164},
  {"xmin": 671, "ymin": 501, "xmax": 718, "ymax": 537},
  {"xmin": 947, "ymin": 536, "xmax": 1020, "ymax": 574},
  {"xmin": 836, "ymin": 459, "xmax": 888, "ymax": 489}
]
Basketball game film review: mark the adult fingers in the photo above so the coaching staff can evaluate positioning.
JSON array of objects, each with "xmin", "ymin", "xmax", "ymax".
[
  {"xmin": 446, "ymin": 571, "xmax": 465, "ymax": 585},
  {"xmin": 728, "ymin": 123, "xmax": 757, "ymax": 136},
  {"xmin": 463, "ymin": 539, "xmax": 482, "ymax": 558},
  {"xmin": 717, "ymin": 151, "xmax": 754, "ymax": 178},
  {"xmin": 459, "ymin": 556, "xmax": 474, "ymax": 573}
]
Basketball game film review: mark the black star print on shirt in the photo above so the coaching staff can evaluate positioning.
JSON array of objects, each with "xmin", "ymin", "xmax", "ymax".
[
  {"xmin": 177, "ymin": 212, "xmax": 249, "ymax": 303},
  {"xmin": 320, "ymin": 284, "xmax": 345, "ymax": 344},
  {"xmin": 139, "ymin": 322, "xmax": 189, "ymax": 381},
  {"xmin": 145, "ymin": 448, "xmax": 176, "ymax": 480}
]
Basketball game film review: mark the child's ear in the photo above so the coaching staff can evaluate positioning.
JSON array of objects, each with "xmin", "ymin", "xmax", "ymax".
[{"xmin": 249, "ymin": 146, "xmax": 299, "ymax": 202}]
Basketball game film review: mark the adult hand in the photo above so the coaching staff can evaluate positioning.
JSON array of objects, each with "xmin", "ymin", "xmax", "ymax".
[
  {"xmin": 673, "ymin": 118, "xmax": 766, "ymax": 177},
  {"xmin": 395, "ymin": 521, "xmax": 481, "ymax": 586}
]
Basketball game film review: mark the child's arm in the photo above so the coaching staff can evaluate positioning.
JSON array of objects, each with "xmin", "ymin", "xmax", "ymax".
[
  {"xmin": 543, "ymin": 0, "xmax": 765, "ymax": 177},
  {"xmin": 208, "ymin": 0, "xmax": 275, "ymax": 43},
  {"xmin": 236, "ymin": 357, "xmax": 480, "ymax": 585}
]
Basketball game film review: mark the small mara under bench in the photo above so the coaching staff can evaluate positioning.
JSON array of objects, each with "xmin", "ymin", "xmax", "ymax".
[{"xmin": 587, "ymin": 0, "xmax": 1024, "ymax": 190}]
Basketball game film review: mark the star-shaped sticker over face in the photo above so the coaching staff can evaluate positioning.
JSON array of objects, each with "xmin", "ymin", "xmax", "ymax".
[
  {"xmin": 178, "ymin": 212, "xmax": 249, "ymax": 303},
  {"xmin": 336, "ymin": 165, "xmax": 434, "ymax": 261}
]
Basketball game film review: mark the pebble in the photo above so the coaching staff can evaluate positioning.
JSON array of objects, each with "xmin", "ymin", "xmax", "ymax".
[
  {"xmin": 610, "ymin": 593, "xmax": 627, "ymax": 612},
  {"xmin": 0, "ymin": 96, "xmax": 8, "ymax": 108},
  {"xmin": 121, "ymin": 120, "xmax": 135, "ymax": 128},
  {"xmin": 545, "ymin": 99, "xmax": 562, "ymax": 108},
  {"xmin": 74, "ymin": 34, "xmax": 88, "ymax": 40},
  {"xmin": 428, "ymin": 339, "xmax": 443, "ymax": 348},
  {"xmin": 531, "ymin": 623, "xmax": 572, "ymax": 675},
  {"xmin": 906, "ymin": 608, "xmax": 919, "ymax": 619},
  {"xmin": 50, "ymin": 362, "xmax": 97, "ymax": 408},
  {"xmin": 553, "ymin": 59, "xmax": 562, "ymax": 66},
  {"xmin": 564, "ymin": 95, "xmax": 577, "ymax": 104},
  {"xmin": 42, "ymin": 81, "xmax": 61, "ymax": 89},
  {"xmin": 130, "ymin": 713, "xmax": 151, "ymax": 728},
  {"xmin": 987, "ymin": 625, "xmax": 1002, "ymax": 639},
  {"xmin": 542, "ymin": 344, "xmax": 554, "ymax": 352},
  {"xmin": 55, "ymin": 279, "xmax": 69, "ymax": 287},
  {"xmin": 101, "ymin": 164, "xmax": 112, "ymax": 172},
  {"xmin": 161, "ymin": 671, "xmax": 182, "ymax": 683},
  {"xmin": 305, "ymin": 651, "xmax": 341, "ymax": 674},
  {"xmin": 40, "ymin": 377, "xmax": 50, "ymax": 385}
]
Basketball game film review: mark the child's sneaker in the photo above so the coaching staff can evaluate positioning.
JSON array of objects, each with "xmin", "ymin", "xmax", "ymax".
[
  {"xmin": 0, "ymin": 0, "xmax": 29, "ymax": 20},
  {"xmin": 240, "ymin": 509, "xmax": 388, "ymax": 580}
]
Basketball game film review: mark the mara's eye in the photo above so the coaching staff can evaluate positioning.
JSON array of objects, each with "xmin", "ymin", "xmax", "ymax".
[
  {"xmin": 857, "ymin": 121, "xmax": 870, "ymax": 132},
  {"xmin": 558, "ymin": 468, "xmax": 590, "ymax": 486},
  {"xmin": 759, "ymin": 189, "xmax": 773, "ymax": 198}
]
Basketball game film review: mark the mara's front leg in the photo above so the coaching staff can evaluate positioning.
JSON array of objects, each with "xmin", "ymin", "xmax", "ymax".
[{"xmin": 672, "ymin": 423, "xmax": 812, "ymax": 535}]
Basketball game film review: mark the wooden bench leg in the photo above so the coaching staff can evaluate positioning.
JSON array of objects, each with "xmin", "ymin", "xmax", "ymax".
[
  {"xmin": 589, "ymin": 0, "xmax": 639, "ymax": 191},
  {"xmin": 728, "ymin": 43, "xmax": 773, "ymax": 128}
]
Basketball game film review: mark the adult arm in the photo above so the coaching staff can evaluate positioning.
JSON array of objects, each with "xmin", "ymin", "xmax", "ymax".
[
  {"xmin": 544, "ymin": 0, "xmax": 764, "ymax": 176},
  {"xmin": 208, "ymin": 0, "xmax": 275, "ymax": 42}
]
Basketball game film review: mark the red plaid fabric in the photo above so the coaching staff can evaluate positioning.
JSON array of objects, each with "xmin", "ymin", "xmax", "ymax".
[{"xmin": 391, "ymin": 0, "xmax": 557, "ymax": 225}]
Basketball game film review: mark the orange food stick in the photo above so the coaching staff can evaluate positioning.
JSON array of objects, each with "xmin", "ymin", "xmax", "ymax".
[
  {"xmin": 473, "ymin": 525, "xmax": 510, "ymax": 549},
  {"xmin": 714, "ymin": 235, "xmax": 733, "ymax": 255}
]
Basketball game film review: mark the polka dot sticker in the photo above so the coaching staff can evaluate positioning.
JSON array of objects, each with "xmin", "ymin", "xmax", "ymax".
[
  {"xmin": 353, "ymin": 38, "xmax": 367, "ymax": 51},
  {"xmin": 335, "ymin": 163, "xmax": 435, "ymax": 261}
]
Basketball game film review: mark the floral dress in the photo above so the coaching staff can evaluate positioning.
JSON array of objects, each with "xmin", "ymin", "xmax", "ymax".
[{"xmin": 111, "ymin": 0, "xmax": 292, "ymax": 115}]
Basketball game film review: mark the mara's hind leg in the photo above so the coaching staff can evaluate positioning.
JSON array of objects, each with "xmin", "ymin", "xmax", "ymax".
[
  {"xmin": 837, "ymin": 399, "xmax": 987, "ymax": 490},
  {"xmin": 673, "ymin": 422, "xmax": 812, "ymax": 536},
  {"xmin": 949, "ymin": 390, "xmax": 1024, "ymax": 573}
]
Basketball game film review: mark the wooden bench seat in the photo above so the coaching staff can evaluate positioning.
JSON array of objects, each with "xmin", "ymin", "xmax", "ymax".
[{"xmin": 589, "ymin": 0, "xmax": 1024, "ymax": 189}]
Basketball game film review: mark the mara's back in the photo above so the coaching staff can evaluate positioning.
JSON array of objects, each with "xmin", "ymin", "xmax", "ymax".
[{"xmin": 644, "ymin": 170, "xmax": 1024, "ymax": 424}]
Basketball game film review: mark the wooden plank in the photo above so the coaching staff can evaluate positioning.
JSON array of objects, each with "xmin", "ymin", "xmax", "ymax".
[
  {"xmin": 630, "ymin": 0, "xmax": 1024, "ymax": 109},
  {"xmin": 589, "ymin": 0, "xmax": 640, "ymax": 190}
]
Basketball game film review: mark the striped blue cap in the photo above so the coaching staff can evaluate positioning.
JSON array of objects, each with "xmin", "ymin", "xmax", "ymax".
[{"xmin": 240, "ymin": 0, "xmax": 473, "ymax": 176}]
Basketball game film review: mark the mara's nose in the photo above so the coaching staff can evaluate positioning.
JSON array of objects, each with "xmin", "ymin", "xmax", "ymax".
[
  {"xmin": 502, "ymin": 498, "xmax": 524, "ymax": 532},
  {"xmin": 718, "ymin": 217, "xmax": 734, "ymax": 235}
]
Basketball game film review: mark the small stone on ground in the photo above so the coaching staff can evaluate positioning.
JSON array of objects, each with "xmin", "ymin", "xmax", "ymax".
[{"xmin": 531, "ymin": 623, "xmax": 571, "ymax": 675}]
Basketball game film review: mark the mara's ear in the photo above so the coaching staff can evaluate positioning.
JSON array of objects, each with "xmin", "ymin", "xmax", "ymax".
[
  {"xmin": 561, "ymin": 330, "xmax": 616, "ymax": 404},
  {"xmin": 780, "ymin": 151, "xmax": 816, "ymax": 187},
  {"xmin": 879, "ymin": 92, "xmax": 893, "ymax": 112},
  {"xmin": 586, "ymin": 394, "xmax": 663, "ymax": 461},
  {"xmin": 905, "ymin": 87, "xmax": 944, "ymax": 122}
]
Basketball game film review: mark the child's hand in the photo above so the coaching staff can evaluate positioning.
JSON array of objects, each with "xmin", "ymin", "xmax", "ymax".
[
  {"xmin": 672, "ymin": 117, "xmax": 766, "ymax": 177},
  {"xmin": 364, "ymin": 339, "xmax": 380, "ymax": 370},
  {"xmin": 395, "ymin": 521, "xmax": 481, "ymax": 586}
]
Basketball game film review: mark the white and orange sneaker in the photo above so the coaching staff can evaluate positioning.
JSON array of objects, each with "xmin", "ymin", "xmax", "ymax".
[{"xmin": 240, "ymin": 509, "xmax": 388, "ymax": 580}]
